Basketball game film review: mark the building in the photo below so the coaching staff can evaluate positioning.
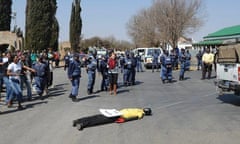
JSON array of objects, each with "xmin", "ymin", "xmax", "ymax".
[
  {"xmin": 0, "ymin": 31, "xmax": 23, "ymax": 52},
  {"xmin": 193, "ymin": 25, "xmax": 240, "ymax": 50}
]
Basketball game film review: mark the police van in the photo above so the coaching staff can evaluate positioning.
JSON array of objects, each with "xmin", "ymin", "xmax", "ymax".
[{"xmin": 142, "ymin": 47, "xmax": 163, "ymax": 69}]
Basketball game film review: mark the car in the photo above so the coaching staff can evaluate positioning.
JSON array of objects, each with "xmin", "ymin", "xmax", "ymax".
[{"xmin": 142, "ymin": 47, "xmax": 163, "ymax": 69}]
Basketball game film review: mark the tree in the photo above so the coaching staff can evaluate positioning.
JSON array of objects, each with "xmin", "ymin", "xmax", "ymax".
[
  {"xmin": 25, "ymin": 0, "xmax": 54, "ymax": 52},
  {"xmin": 70, "ymin": 0, "xmax": 82, "ymax": 52},
  {"xmin": 127, "ymin": 0, "xmax": 205, "ymax": 49},
  {"xmin": 127, "ymin": 8, "xmax": 157, "ymax": 47},
  {"xmin": 49, "ymin": 0, "xmax": 59, "ymax": 51},
  {"xmin": 152, "ymin": 0, "xmax": 204, "ymax": 49},
  {"xmin": 0, "ymin": 0, "xmax": 12, "ymax": 31}
]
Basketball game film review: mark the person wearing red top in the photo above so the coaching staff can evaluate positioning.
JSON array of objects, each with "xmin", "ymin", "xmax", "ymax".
[{"xmin": 108, "ymin": 51, "xmax": 118, "ymax": 95}]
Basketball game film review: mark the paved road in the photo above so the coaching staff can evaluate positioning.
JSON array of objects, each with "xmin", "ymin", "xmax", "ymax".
[{"xmin": 1, "ymin": 67, "xmax": 240, "ymax": 144}]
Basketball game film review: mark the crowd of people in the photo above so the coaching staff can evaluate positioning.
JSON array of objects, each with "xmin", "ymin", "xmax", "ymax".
[
  {"xmin": 0, "ymin": 46, "xmax": 216, "ymax": 112},
  {"xmin": 0, "ymin": 48, "xmax": 60, "ymax": 111}
]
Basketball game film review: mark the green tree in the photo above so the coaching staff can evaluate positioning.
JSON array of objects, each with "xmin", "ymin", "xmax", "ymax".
[
  {"xmin": 25, "ymin": 0, "xmax": 54, "ymax": 52},
  {"xmin": 49, "ymin": 0, "xmax": 59, "ymax": 51},
  {"xmin": 0, "ymin": 0, "xmax": 12, "ymax": 31},
  {"xmin": 70, "ymin": 0, "xmax": 82, "ymax": 52}
]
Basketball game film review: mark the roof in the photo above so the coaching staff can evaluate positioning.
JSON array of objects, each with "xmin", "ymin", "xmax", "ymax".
[
  {"xmin": 204, "ymin": 25, "xmax": 240, "ymax": 39},
  {"xmin": 193, "ymin": 40, "xmax": 223, "ymax": 46}
]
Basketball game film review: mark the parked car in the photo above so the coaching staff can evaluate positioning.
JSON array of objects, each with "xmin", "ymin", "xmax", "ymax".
[{"xmin": 142, "ymin": 47, "xmax": 163, "ymax": 69}]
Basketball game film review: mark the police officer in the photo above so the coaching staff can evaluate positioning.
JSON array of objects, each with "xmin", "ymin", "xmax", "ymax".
[
  {"xmin": 68, "ymin": 53, "xmax": 81, "ymax": 101},
  {"xmin": 160, "ymin": 50, "xmax": 173, "ymax": 83},
  {"xmin": 99, "ymin": 55, "xmax": 108, "ymax": 91},
  {"xmin": 130, "ymin": 52, "xmax": 137, "ymax": 85},
  {"xmin": 185, "ymin": 50, "xmax": 191, "ymax": 71},
  {"xmin": 123, "ymin": 51, "xmax": 132, "ymax": 86},
  {"xmin": 196, "ymin": 50, "xmax": 203, "ymax": 70},
  {"xmin": 152, "ymin": 50, "xmax": 159, "ymax": 72},
  {"xmin": 136, "ymin": 52, "xmax": 143, "ymax": 72},
  {"xmin": 64, "ymin": 52, "xmax": 71, "ymax": 71},
  {"xmin": 86, "ymin": 55, "xmax": 97, "ymax": 95},
  {"xmin": 179, "ymin": 49, "xmax": 187, "ymax": 81}
]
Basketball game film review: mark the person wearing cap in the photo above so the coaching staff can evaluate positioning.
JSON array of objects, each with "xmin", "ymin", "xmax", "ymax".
[
  {"xmin": 68, "ymin": 53, "xmax": 81, "ymax": 102},
  {"xmin": 72, "ymin": 108, "xmax": 152, "ymax": 130}
]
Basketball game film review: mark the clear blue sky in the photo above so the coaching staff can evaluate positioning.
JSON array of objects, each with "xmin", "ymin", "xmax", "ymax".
[{"xmin": 12, "ymin": 0, "xmax": 240, "ymax": 42}]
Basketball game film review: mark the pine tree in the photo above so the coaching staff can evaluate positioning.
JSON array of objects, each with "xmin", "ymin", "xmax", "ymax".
[
  {"xmin": 70, "ymin": 0, "xmax": 82, "ymax": 52},
  {"xmin": 0, "ymin": 0, "xmax": 12, "ymax": 31},
  {"xmin": 49, "ymin": 0, "xmax": 59, "ymax": 51},
  {"xmin": 25, "ymin": 0, "xmax": 54, "ymax": 52}
]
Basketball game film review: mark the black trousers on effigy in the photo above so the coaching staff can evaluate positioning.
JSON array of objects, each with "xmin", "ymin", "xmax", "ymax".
[{"xmin": 73, "ymin": 114, "xmax": 119, "ymax": 129}]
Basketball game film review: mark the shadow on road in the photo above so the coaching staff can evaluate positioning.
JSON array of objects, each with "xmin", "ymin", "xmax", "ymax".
[
  {"xmin": 75, "ymin": 95, "xmax": 100, "ymax": 102},
  {"xmin": 0, "ymin": 101, "xmax": 48, "ymax": 115},
  {"xmin": 217, "ymin": 94, "xmax": 240, "ymax": 106}
]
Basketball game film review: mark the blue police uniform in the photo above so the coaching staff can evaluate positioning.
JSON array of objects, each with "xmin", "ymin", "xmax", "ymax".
[
  {"xmin": 87, "ymin": 56, "xmax": 97, "ymax": 94},
  {"xmin": 160, "ymin": 54, "xmax": 172, "ymax": 83},
  {"xmin": 123, "ymin": 55, "xmax": 132, "ymax": 86},
  {"xmin": 130, "ymin": 53, "xmax": 137, "ymax": 85},
  {"xmin": 64, "ymin": 54, "xmax": 70, "ymax": 71},
  {"xmin": 152, "ymin": 52, "xmax": 159, "ymax": 72},
  {"xmin": 185, "ymin": 51, "xmax": 191, "ymax": 71},
  {"xmin": 136, "ymin": 54, "xmax": 143, "ymax": 72},
  {"xmin": 99, "ymin": 57, "xmax": 109, "ymax": 91},
  {"xmin": 196, "ymin": 51, "xmax": 202, "ymax": 70},
  {"xmin": 68, "ymin": 56, "xmax": 81, "ymax": 99},
  {"xmin": 179, "ymin": 50, "xmax": 186, "ymax": 80}
]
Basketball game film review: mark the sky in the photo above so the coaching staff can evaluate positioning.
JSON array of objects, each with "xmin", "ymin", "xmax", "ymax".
[{"xmin": 12, "ymin": 0, "xmax": 240, "ymax": 43}]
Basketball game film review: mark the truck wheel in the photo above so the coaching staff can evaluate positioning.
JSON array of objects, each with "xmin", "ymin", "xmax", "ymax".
[{"xmin": 216, "ymin": 87, "xmax": 223, "ymax": 96}]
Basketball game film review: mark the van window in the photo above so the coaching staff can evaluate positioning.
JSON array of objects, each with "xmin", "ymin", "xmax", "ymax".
[{"xmin": 147, "ymin": 49, "xmax": 161, "ymax": 56}]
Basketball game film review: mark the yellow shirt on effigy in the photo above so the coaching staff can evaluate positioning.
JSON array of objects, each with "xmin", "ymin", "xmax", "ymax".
[
  {"xmin": 202, "ymin": 53, "xmax": 214, "ymax": 64},
  {"xmin": 119, "ymin": 108, "xmax": 144, "ymax": 120}
]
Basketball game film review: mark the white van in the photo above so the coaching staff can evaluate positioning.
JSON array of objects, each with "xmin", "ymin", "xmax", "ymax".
[
  {"xmin": 142, "ymin": 47, "xmax": 163, "ymax": 69},
  {"xmin": 132, "ymin": 47, "xmax": 147, "ymax": 61}
]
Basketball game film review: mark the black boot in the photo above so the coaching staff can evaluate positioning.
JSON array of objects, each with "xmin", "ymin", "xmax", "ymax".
[{"xmin": 18, "ymin": 102, "xmax": 23, "ymax": 110}]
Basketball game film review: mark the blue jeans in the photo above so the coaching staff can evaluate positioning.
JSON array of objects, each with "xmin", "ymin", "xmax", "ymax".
[
  {"xmin": 9, "ymin": 78, "xmax": 22, "ymax": 102},
  {"xmin": 179, "ymin": 63, "xmax": 185, "ymax": 78},
  {"xmin": 34, "ymin": 76, "xmax": 47, "ymax": 95},
  {"xmin": 3, "ymin": 76, "xmax": 13, "ymax": 103},
  {"xmin": 71, "ymin": 76, "xmax": 80, "ymax": 96},
  {"xmin": 136, "ymin": 61, "xmax": 143, "ymax": 72},
  {"xmin": 87, "ymin": 71, "xmax": 96, "ymax": 92},
  {"xmin": 20, "ymin": 75, "xmax": 32, "ymax": 99}
]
